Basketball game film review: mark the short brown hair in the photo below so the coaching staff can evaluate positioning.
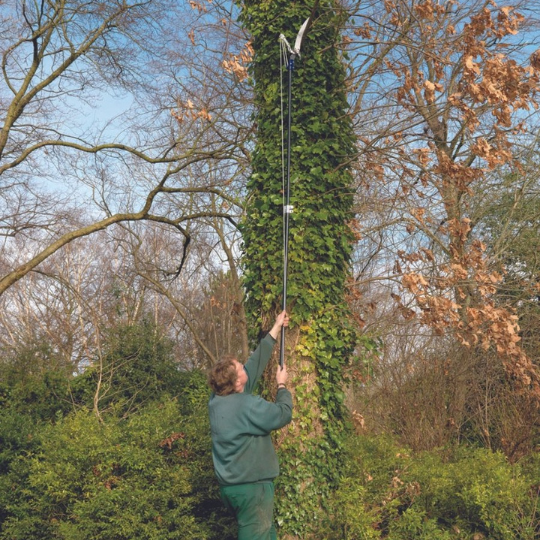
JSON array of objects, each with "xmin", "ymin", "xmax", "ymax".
[{"xmin": 208, "ymin": 355, "xmax": 238, "ymax": 396}]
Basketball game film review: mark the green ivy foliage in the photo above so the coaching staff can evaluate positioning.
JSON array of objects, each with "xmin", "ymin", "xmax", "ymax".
[
  {"xmin": 239, "ymin": 0, "xmax": 356, "ymax": 324},
  {"xmin": 237, "ymin": 0, "xmax": 360, "ymax": 535}
]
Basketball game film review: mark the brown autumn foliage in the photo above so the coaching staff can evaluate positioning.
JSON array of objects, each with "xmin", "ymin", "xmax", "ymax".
[
  {"xmin": 342, "ymin": 0, "xmax": 540, "ymax": 456},
  {"xmin": 347, "ymin": 0, "xmax": 540, "ymax": 402}
]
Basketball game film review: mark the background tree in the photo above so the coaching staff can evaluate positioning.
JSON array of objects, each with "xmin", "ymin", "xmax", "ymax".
[
  {"xmin": 0, "ymin": 0, "xmax": 256, "ymax": 386},
  {"xmin": 344, "ymin": 0, "xmax": 540, "ymax": 454},
  {"xmin": 0, "ymin": 0, "xmax": 246, "ymax": 296}
]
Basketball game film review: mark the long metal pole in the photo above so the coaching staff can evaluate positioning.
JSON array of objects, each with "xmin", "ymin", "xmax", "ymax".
[{"xmin": 280, "ymin": 53, "xmax": 295, "ymax": 368}]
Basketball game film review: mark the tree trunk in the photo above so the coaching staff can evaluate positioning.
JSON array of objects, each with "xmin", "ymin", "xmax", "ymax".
[{"xmin": 238, "ymin": 1, "xmax": 357, "ymax": 536}]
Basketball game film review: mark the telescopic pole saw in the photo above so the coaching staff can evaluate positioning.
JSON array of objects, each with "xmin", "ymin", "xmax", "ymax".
[{"xmin": 278, "ymin": 16, "xmax": 311, "ymax": 368}]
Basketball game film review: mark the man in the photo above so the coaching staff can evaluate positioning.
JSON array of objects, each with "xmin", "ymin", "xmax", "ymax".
[{"xmin": 208, "ymin": 310, "xmax": 292, "ymax": 540}]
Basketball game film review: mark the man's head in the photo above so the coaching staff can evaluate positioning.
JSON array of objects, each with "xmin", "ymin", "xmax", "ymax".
[{"xmin": 208, "ymin": 355, "xmax": 248, "ymax": 396}]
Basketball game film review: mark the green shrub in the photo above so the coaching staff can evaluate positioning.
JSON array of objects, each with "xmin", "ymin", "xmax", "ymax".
[
  {"xmin": 0, "ymin": 396, "xmax": 234, "ymax": 540},
  {"xmin": 387, "ymin": 508, "xmax": 452, "ymax": 540},
  {"xmin": 0, "ymin": 320, "xmax": 236, "ymax": 540},
  {"xmin": 408, "ymin": 447, "xmax": 540, "ymax": 539},
  {"xmin": 325, "ymin": 435, "xmax": 540, "ymax": 540},
  {"xmin": 0, "ymin": 343, "xmax": 73, "ymax": 422},
  {"xmin": 325, "ymin": 476, "xmax": 381, "ymax": 540},
  {"xmin": 70, "ymin": 318, "xmax": 186, "ymax": 416}
]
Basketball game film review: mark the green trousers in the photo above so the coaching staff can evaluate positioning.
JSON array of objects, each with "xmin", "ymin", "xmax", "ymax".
[{"xmin": 220, "ymin": 482, "xmax": 277, "ymax": 540}]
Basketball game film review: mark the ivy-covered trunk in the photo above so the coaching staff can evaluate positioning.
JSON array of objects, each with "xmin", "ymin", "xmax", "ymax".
[{"xmin": 239, "ymin": 1, "xmax": 357, "ymax": 537}]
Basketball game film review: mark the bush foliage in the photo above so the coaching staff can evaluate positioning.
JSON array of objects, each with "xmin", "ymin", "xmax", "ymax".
[
  {"xmin": 323, "ymin": 436, "xmax": 540, "ymax": 540},
  {"xmin": 0, "ymin": 319, "xmax": 235, "ymax": 540},
  {"xmin": 1, "ymin": 320, "xmax": 539, "ymax": 539}
]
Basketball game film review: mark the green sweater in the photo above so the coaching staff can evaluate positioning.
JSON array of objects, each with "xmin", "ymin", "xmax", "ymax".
[{"xmin": 208, "ymin": 334, "xmax": 293, "ymax": 486}]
